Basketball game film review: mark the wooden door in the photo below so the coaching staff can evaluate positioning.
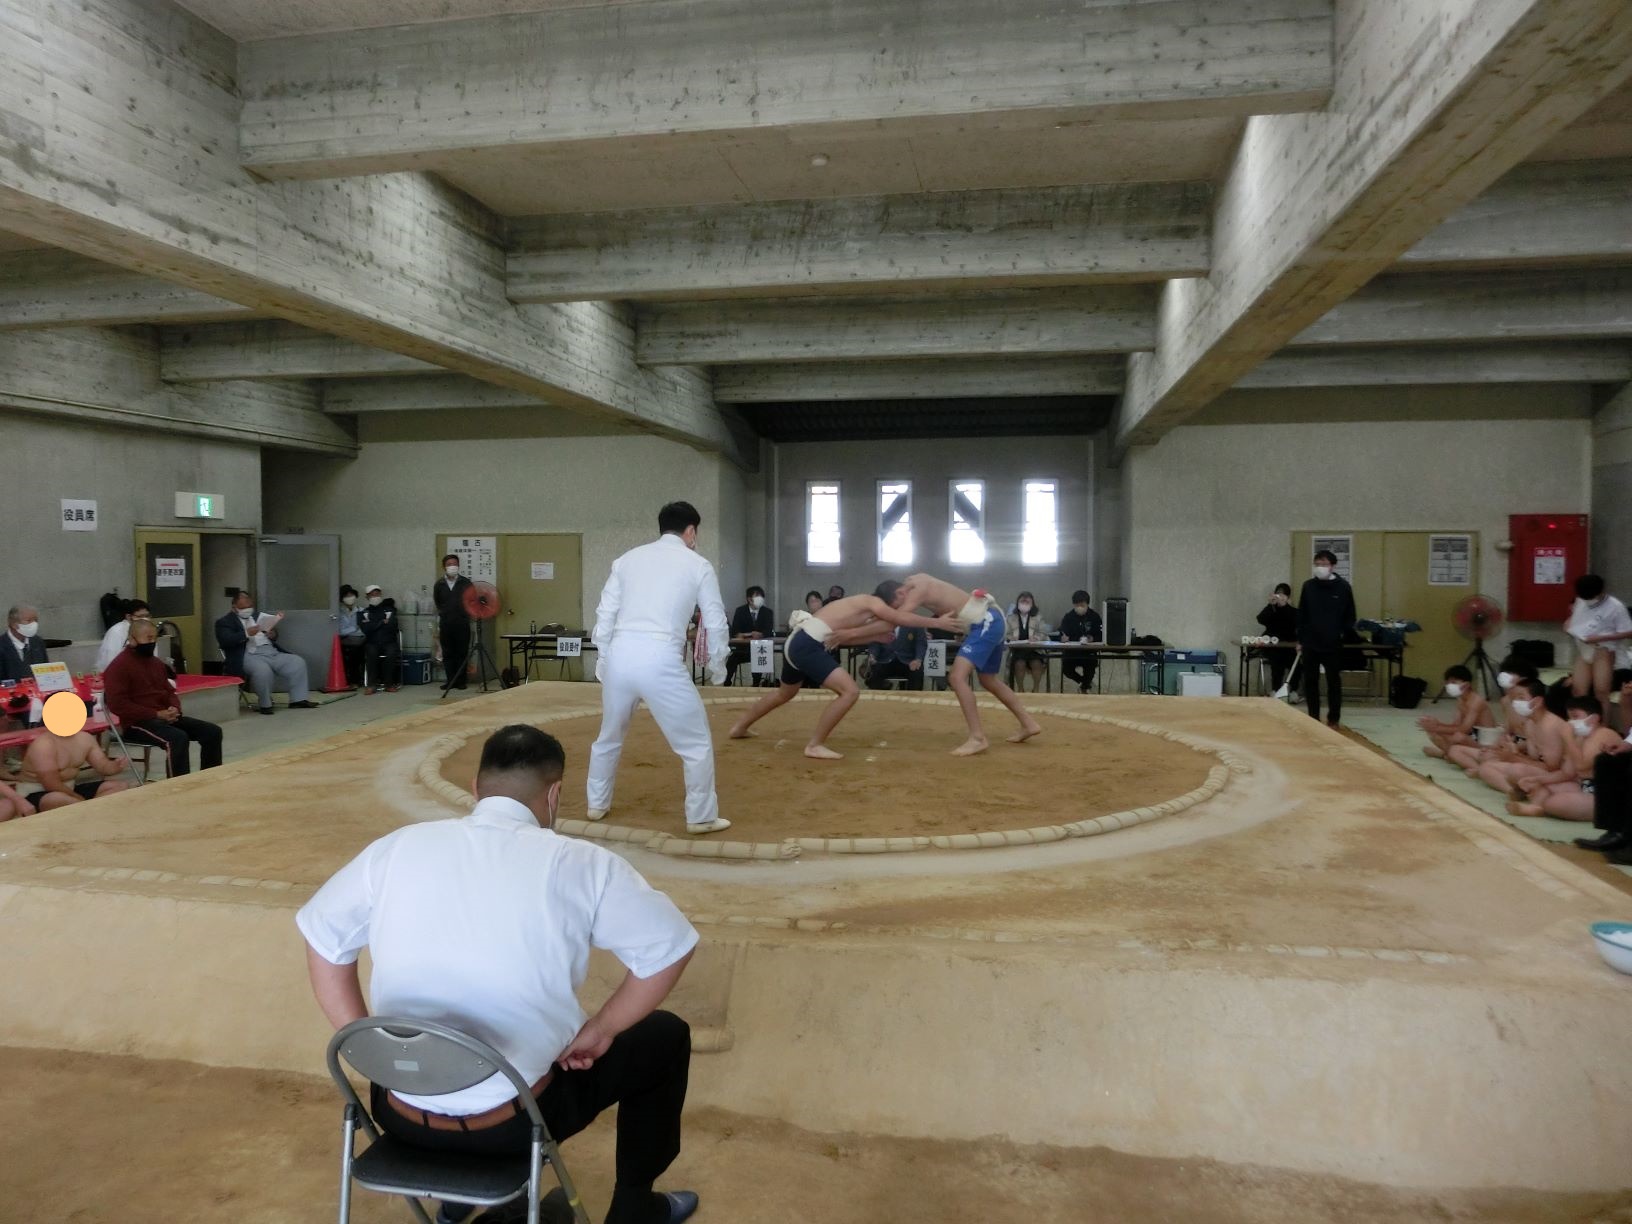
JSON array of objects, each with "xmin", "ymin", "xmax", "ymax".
[
  {"xmin": 1380, "ymin": 531, "xmax": 1479, "ymax": 683},
  {"xmin": 134, "ymin": 529, "xmax": 201, "ymax": 673},
  {"xmin": 498, "ymin": 535, "xmax": 585, "ymax": 635}
]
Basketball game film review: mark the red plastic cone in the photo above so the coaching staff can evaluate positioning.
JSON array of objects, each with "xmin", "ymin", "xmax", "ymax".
[{"xmin": 321, "ymin": 633, "xmax": 354, "ymax": 693}]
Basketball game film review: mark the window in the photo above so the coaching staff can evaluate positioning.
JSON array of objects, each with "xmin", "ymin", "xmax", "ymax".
[
  {"xmin": 877, "ymin": 480, "xmax": 913, "ymax": 566},
  {"xmin": 1022, "ymin": 479, "xmax": 1059, "ymax": 566},
  {"xmin": 806, "ymin": 481, "xmax": 841, "ymax": 566},
  {"xmin": 948, "ymin": 479, "xmax": 985, "ymax": 566}
]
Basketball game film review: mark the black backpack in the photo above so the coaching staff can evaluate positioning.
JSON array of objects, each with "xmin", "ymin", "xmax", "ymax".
[{"xmin": 1389, "ymin": 675, "xmax": 1429, "ymax": 709}]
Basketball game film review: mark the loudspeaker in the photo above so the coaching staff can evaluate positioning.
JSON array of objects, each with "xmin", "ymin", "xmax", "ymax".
[{"xmin": 1105, "ymin": 597, "xmax": 1129, "ymax": 646}]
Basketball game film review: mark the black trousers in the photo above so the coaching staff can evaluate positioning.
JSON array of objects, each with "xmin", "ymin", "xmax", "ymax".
[
  {"xmin": 126, "ymin": 715, "xmax": 223, "ymax": 777},
  {"xmin": 364, "ymin": 641, "xmax": 402, "ymax": 688},
  {"xmin": 865, "ymin": 657, "xmax": 924, "ymax": 691},
  {"xmin": 1302, "ymin": 650, "xmax": 1344, "ymax": 723},
  {"xmin": 1262, "ymin": 648, "xmax": 1296, "ymax": 694},
  {"xmin": 341, "ymin": 637, "xmax": 366, "ymax": 686},
  {"xmin": 1592, "ymin": 751, "xmax": 1632, "ymax": 833},
  {"xmin": 724, "ymin": 645, "xmax": 767, "ymax": 687},
  {"xmin": 1061, "ymin": 656, "xmax": 1098, "ymax": 693},
  {"xmin": 441, "ymin": 620, "xmax": 471, "ymax": 688},
  {"xmin": 374, "ymin": 1011, "xmax": 690, "ymax": 1224}
]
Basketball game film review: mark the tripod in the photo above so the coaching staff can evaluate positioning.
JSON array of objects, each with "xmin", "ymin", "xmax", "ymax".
[
  {"xmin": 440, "ymin": 618, "xmax": 502, "ymax": 698},
  {"xmin": 1461, "ymin": 636, "xmax": 1501, "ymax": 698}
]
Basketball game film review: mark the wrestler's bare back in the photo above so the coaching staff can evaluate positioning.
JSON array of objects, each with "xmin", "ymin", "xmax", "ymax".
[{"xmin": 895, "ymin": 573, "xmax": 971, "ymax": 616}]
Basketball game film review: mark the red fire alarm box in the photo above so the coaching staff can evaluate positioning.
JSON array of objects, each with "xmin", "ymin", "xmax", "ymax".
[{"xmin": 1508, "ymin": 514, "xmax": 1589, "ymax": 622}]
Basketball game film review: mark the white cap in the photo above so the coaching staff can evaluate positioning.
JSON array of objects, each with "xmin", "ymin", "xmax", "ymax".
[{"xmin": 364, "ymin": 584, "xmax": 382, "ymax": 594}]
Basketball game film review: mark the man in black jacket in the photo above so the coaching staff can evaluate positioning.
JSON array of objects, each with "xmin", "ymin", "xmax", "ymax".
[
  {"xmin": 1298, "ymin": 550, "xmax": 1358, "ymax": 728},
  {"xmin": 726, "ymin": 586, "xmax": 775, "ymax": 686},
  {"xmin": 1057, "ymin": 590, "xmax": 1103, "ymax": 694},
  {"xmin": 1, "ymin": 605, "xmax": 48, "ymax": 683},
  {"xmin": 357, "ymin": 585, "xmax": 402, "ymax": 694},
  {"xmin": 433, "ymin": 554, "xmax": 475, "ymax": 691}
]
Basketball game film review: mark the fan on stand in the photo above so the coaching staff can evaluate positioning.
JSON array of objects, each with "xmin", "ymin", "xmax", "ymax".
[
  {"xmin": 441, "ymin": 580, "xmax": 504, "ymax": 699},
  {"xmin": 1451, "ymin": 594, "xmax": 1505, "ymax": 697}
]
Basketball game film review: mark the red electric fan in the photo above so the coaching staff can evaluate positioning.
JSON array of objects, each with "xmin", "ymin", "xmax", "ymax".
[
  {"xmin": 440, "ymin": 580, "xmax": 505, "ymax": 698},
  {"xmin": 1451, "ymin": 594, "xmax": 1505, "ymax": 697}
]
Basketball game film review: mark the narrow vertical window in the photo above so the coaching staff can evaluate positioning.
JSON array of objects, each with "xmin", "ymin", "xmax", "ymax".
[
  {"xmin": 949, "ymin": 480, "xmax": 985, "ymax": 566},
  {"xmin": 1022, "ymin": 480, "xmax": 1059, "ymax": 566},
  {"xmin": 807, "ymin": 482, "xmax": 841, "ymax": 565},
  {"xmin": 878, "ymin": 480, "xmax": 913, "ymax": 566}
]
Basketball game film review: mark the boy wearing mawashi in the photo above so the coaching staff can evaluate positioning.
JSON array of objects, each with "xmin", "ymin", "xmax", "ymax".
[
  {"xmin": 892, "ymin": 574, "xmax": 1043, "ymax": 756},
  {"xmin": 726, "ymin": 583, "xmax": 961, "ymax": 759}
]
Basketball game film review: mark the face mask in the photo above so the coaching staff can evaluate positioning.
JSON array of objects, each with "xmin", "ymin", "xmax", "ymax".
[
  {"xmin": 1513, "ymin": 699, "xmax": 1536, "ymax": 718},
  {"xmin": 367, "ymin": 596, "xmax": 383, "ymax": 607},
  {"xmin": 1018, "ymin": 603, "xmax": 1033, "ymax": 614},
  {"xmin": 1074, "ymin": 605, "xmax": 1088, "ymax": 616},
  {"xmin": 1314, "ymin": 566, "xmax": 1332, "ymax": 580},
  {"xmin": 1570, "ymin": 718, "xmax": 1594, "ymax": 737},
  {"xmin": 1445, "ymin": 683, "xmax": 1464, "ymax": 698},
  {"xmin": 750, "ymin": 596, "xmax": 764, "ymax": 610},
  {"xmin": 239, "ymin": 607, "xmax": 255, "ymax": 620},
  {"xmin": 342, "ymin": 595, "xmax": 356, "ymax": 607},
  {"xmin": 1497, "ymin": 672, "xmax": 1515, "ymax": 691},
  {"xmin": 445, "ymin": 566, "xmax": 459, "ymax": 579},
  {"xmin": 15, "ymin": 622, "xmax": 38, "ymax": 638},
  {"xmin": 134, "ymin": 641, "xmax": 158, "ymax": 658}
]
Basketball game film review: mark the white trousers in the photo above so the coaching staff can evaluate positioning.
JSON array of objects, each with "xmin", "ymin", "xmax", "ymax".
[
  {"xmin": 242, "ymin": 650, "xmax": 310, "ymax": 708},
  {"xmin": 586, "ymin": 637, "xmax": 720, "ymax": 827}
]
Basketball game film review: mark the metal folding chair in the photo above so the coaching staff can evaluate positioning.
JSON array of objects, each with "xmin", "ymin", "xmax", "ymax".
[
  {"xmin": 326, "ymin": 1017, "xmax": 591, "ymax": 1224},
  {"xmin": 100, "ymin": 713, "xmax": 148, "ymax": 787}
]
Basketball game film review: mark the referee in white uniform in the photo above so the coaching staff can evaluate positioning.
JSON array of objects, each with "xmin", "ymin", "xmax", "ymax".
[
  {"xmin": 587, "ymin": 502, "xmax": 731, "ymax": 834},
  {"xmin": 298, "ymin": 724, "xmax": 701, "ymax": 1224}
]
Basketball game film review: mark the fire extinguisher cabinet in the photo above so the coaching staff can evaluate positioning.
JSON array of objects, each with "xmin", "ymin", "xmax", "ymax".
[{"xmin": 1507, "ymin": 514, "xmax": 1589, "ymax": 622}]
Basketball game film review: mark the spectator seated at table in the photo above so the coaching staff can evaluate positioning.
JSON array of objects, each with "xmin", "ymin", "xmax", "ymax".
[
  {"xmin": 215, "ymin": 589, "xmax": 318, "ymax": 715},
  {"xmin": 1058, "ymin": 591, "xmax": 1103, "ymax": 694},
  {"xmin": 95, "ymin": 599, "xmax": 152, "ymax": 673},
  {"xmin": 106, "ymin": 619, "xmax": 224, "ymax": 777},
  {"xmin": 357, "ymin": 585, "xmax": 402, "ymax": 694},
  {"xmin": 1, "ymin": 604, "xmax": 48, "ymax": 684},
  {"xmin": 866, "ymin": 623, "xmax": 928, "ymax": 691},
  {"xmin": 16, "ymin": 721, "xmax": 130, "ymax": 810},
  {"xmin": 726, "ymin": 586, "xmax": 774, "ymax": 687},
  {"xmin": 1254, "ymin": 584, "xmax": 1298, "ymax": 695},
  {"xmin": 1006, "ymin": 592, "xmax": 1048, "ymax": 693}
]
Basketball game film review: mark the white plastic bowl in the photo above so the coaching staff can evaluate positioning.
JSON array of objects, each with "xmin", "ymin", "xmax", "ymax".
[{"xmin": 1590, "ymin": 923, "xmax": 1632, "ymax": 976}]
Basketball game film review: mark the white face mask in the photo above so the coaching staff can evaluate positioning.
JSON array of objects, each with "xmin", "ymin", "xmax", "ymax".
[
  {"xmin": 445, "ymin": 566, "xmax": 460, "ymax": 579},
  {"xmin": 1513, "ymin": 698, "xmax": 1536, "ymax": 718},
  {"xmin": 1497, "ymin": 672, "xmax": 1516, "ymax": 691},
  {"xmin": 341, "ymin": 595, "xmax": 356, "ymax": 607},
  {"xmin": 15, "ymin": 621, "xmax": 38, "ymax": 639},
  {"xmin": 1570, "ymin": 718, "xmax": 1594, "ymax": 737},
  {"xmin": 1445, "ymin": 683, "xmax": 1464, "ymax": 698},
  {"xmin": 239, "ymin": 607, "xmax": 255, "ymax": 620},
  {"xmin": 1074, "ymin": 605, "xmax": 1088, "ymax": 616},
  {"xmin": 1313, "ymin": 565, "xmax": 1333, "ymax": 580},
  {"xmin": 367, "ymin": 596, "xmax": 383, "ymax": 607},
  {"xmin": 1018, "ymin": 603, "xmax": 1033, "ymax": 614},
  {"xmin": 749, "ymin": 596, "xmax": 764, "ymax": 610}
]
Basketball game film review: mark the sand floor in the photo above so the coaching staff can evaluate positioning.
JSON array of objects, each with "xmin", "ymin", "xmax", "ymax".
[
  {"xmin": 438, "ymin": 697, "xmax": 1213, "ymax": 838},
  {"xmin": 4, "ymin": 1047, "xmax": 1629, "ymax": 1224}
]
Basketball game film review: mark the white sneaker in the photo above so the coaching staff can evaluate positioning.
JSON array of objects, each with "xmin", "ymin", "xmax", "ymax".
[
  {"xmin": 586, "ymin": 807, "xmax": 609, "ymax": 822},
  {"xmin": 686, "ymin": 818, "xmax": 732, "ymax": 835}
]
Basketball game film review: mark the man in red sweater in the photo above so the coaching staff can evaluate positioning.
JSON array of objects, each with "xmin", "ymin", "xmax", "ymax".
[{"xmin": 104, "ymin": 620, "xmax": 223, "ymax": 777}]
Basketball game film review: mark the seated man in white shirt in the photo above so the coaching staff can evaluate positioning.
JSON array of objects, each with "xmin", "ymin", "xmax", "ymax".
[
  {"xmin": 297, "ymin": 725, "xmax": 701, "ymax": 1224},
  {"xmin": 94, "ymin": 598, "xmax": 151, "ymax": 673}
]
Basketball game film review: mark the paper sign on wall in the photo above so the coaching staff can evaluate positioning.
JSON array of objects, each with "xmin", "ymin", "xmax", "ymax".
[
  {"xmin": 1428, "ymin": 534, "xmax": 1472, "ymax": 586},
  {"xmin": 1312, "ymin": 535, "xmax": 1353, "ymax": 582},
  {"xmin": 448, "ymin": 537, "xmax": 498, "ymax": 585},
  {"xmin": 556, "ymin": 636, "xmax": 582, "ymax": 657},
  {"xmin": 1533, "ymin": 546, "xmax": 1567, "ymax": 585},
  {"xmin": 925, "ymin": 640, "xmax": 948, "ymax": 678},
  {"xmin": 155, "ymin": 557, "xmax": 187, "ymax": 588},
  {"xmin": 750, "ymin": 639, "xmax": 774, "ymax": 674},
  {"xmin": 531, "ymin": 562, "xmax": 555, "ymax": 581},
  {"xmin": 61, "ymin": 500, "xmax": 98, "ymax": 531}
]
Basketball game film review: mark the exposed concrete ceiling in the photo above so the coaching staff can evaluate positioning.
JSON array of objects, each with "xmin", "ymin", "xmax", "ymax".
[
  {"xmin": 0, "ymin": 232, "xmax": 50, "ymax": 254},
  {"xmin": 1529, "ymin": 79, "xmax": 1632, "ymax": 162},
  {"xmin": 174, "ymin": 0, "xmax": 659, "ymax": 41}
]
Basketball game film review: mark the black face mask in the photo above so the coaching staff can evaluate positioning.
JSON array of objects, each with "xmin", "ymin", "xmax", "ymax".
[{"xmin": 134, "ymin": 641, "xmax": 158, "ymax": 657}]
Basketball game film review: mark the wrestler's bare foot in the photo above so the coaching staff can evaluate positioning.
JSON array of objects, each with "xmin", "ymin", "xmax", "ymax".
[
  {"xmin": 728, "ymin": 724, "xmax": 758, "ymax": 740},
  {"xmin": 804, "ymin": 744, "xmax": 842, "ymax": 760},
  {"xmin": 1423, "ymin": 745, "xmax": 1445, "ymax": 759},
  {"xmin": 1507, "ymin": 799, "xmax": 1544, "ymax": 818},
  {"xmin": 951, "ymin": 736, "xmax": 989, "ymax": 757},
  {"xmin": 1007, "ymin": 721, "xmax": 1043, "ymax": 744},
  {"xmin": 1462, "ymin": 767, "xmax": 1479, "ymax": 777}
]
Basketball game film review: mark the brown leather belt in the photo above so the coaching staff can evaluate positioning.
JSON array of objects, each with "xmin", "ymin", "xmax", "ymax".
[{"xmin": 386, "ymin": 1072, "xmax": 551, "ymax": 1132}]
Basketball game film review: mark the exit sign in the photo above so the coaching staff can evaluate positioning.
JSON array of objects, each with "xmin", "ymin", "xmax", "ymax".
[{"xmin": 174, "ymin": 492, "xmax": 225, "ymax": 519}]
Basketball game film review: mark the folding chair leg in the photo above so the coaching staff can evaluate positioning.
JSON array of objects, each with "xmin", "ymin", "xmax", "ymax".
[
  {"xmin": 339, "ymin": 1105, "xmax": 358, "ymax": 1224},
  {"xmin": 103, "ymin": 721, "xmax": 147, "ymax": 787},
  {"xmin": 529, "ymin": 1134, "xmax": 543, "ymax": 1224},
  {"xmin": 546, "ymin": 1139, "xmax": 591, "ymax": 1224}
]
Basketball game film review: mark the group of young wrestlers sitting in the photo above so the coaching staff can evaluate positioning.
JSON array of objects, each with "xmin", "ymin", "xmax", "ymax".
[{"xmin": 1418, "ymin": 658, "xmax": 1631, "ymax": 821}]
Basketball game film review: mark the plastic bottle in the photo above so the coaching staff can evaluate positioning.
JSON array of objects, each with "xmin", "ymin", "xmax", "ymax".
[
  {"xmin": 27, "ymin": 695, "xmax": 42, "ymax": 726},
  {"xmin": 90, "ymin": 672, "xmax": 106, "ymax": 718}
]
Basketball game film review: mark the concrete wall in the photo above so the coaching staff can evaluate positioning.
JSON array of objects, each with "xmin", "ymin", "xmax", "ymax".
[
  {"xmin": 261, "ymin": 421, "xmax": 747, "ymax": 626},
  {"xmin": 0, "ymin": 412, "xmax": 261, "ymax": 640},
  {"xmin": 1592, "ymin": 385, "xmax": 1632, "ymax": 597},
  {"xmin": 763, "ymin": 435, "xmax": 1096, "ymax": 624},
  {"xmin": 1126, "ymin": 389, "xmax": 1593, "ymax": 673}
]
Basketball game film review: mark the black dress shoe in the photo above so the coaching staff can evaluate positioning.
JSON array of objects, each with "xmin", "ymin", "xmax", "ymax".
[
  {"xmin": 1606, "ymin": 844, "xmax": 1632, "ymax": 866},
  {"xmin": 1573, "ymin": 831, "xmax": 1629, "ymax": 851},
  {"xmin": 662, "ymin": 1191, "xmax": 699, "ymax": 1223},
  {"xmin": 257, "ymin": 706, "xmax": 275, "ymax": 715},
  {"xmin": 288, "ymin": 699, "xmax": 321, "ymax": 709}
]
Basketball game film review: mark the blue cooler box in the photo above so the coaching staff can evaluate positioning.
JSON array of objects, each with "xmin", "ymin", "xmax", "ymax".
[
  {"xmin": 1143, "ymin": 649, "xmax": 1224, "ymax": 696},
  {"xmin": 401, "ymin": 651, "xmax": 435, "ymax": 685}
]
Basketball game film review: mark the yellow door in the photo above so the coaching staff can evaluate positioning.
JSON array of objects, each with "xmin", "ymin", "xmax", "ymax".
[
  {"xmin": 1380, "ymin": 531, "xmax": 1480, "ymax": 684},
  {"xmin": 498, "ymin": 534, "xmax": 586, "ymax": 679},
  {"xmin": 133, "ymin": 528, "xmax": 203, "ymax": 673}
]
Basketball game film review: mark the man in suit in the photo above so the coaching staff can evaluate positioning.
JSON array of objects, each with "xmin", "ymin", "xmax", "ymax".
[
  {"xmin": 215, "ymin": 590, "xmax": 317, "ymax": 715},
  {"xmin": 433, "ymin": 553, "xmax": 475, "ymax": 691},
  {"xmin": 1, "ymin": 605, "xmax": 49, "ymax": 683},
  {"xmin": 725, "ymin": 585, "xmax": 775, "ymax": 686}
]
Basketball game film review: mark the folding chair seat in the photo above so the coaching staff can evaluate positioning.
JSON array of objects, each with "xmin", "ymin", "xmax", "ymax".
[{"xmin": 327, "ymin": 1016, "xmax": 590, "ymax": 1224}]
